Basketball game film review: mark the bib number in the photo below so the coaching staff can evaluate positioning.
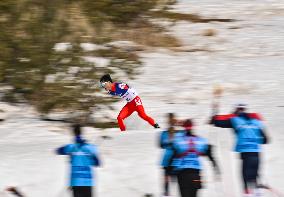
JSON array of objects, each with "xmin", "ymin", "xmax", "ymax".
[
  {"xmin": 119, "ymin": 83, "xmax": 127, "ymax": 89},
  {"xmin": 134, "ymin": 97, "xmax": 142, "ymax": 106}
]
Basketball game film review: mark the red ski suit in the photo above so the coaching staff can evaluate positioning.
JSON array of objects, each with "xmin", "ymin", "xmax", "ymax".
[{"xmin": 108, "ymin": 82, "xmax": 155, "ymax": 131}]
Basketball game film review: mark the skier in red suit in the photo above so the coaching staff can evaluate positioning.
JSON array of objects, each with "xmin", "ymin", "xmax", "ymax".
[{"xmin": 100, "ymin": 74, "xmax": 160, "ymax": 131}]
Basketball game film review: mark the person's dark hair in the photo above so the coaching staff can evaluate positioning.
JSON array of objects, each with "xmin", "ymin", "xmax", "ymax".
[
  {"xmin": 168, "ymin": 113, "xmax": 175, "ymax": 119},
  {"xmin": 233, "ymin": 107, "xmax": 247, "ymax": 117},
  {"xmin": 183, "ymin": 119, "xmax": 194, "ymax": 136},
  {"xmin": 234, "ymin": 103, "xmax": 247, "ymax": 114},
  {"xmin": 73, "ymin": 124, "xmax": 82, "ymax": 136},
  {"xmin": 183, "ymin": 119, "xmax": 193, "ymax": 126},
  {"xmin": 100, "ymin": 74, "xmax": 113, "ymax": 83},
  {"xmin": 168, "ymin": 112, "xmax": 175, "ymax": 127}
]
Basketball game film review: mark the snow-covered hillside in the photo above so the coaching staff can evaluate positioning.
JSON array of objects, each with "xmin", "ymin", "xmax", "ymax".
[{"xmin": 0, "ymin": 0, "xmax": 284, "ymax": 196}]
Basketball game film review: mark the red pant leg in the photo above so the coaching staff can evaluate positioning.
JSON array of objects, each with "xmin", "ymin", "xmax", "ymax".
[
  {"xmin": 117, "ymin": 102, "xmax": 135, "ymax": 131},
  {"xmin": 134, "ymin": 97, "xmax": 155, "ymax": 126}
]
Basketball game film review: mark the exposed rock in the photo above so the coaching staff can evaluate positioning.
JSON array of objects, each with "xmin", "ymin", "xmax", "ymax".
[{"xmin": 202, "ymin": 28, "xmax": 217, "ymax": 36}]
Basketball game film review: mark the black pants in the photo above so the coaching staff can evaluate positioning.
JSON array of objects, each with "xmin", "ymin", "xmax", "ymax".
[
  {"xmin": 241, "ymin": 152, "xmax": 260, "ymax": 191},
  {"xmin": 72, "ymin": 186, "xmax": 92, "ymax": 197},
  {"xmin": 177, "ymin": 169, "xmax": 201, "ymax": 197},
  {"xmin": 163, "ymin": 167, "xmax": 177, "ymax": 196}
]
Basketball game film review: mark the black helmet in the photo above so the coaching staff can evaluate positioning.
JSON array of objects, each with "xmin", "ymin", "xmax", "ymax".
[{"xmin": 100, "ymin": 74, "xmax": 113, "ymax": 83}]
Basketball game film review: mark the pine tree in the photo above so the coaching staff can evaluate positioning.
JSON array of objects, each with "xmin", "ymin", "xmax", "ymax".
[{"xmin": 0, "ymin": 0, "xmax": 172, "ymax": 125}]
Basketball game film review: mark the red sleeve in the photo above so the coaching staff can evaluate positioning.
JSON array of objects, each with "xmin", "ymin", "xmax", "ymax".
[
  {"xmin": 248, "ymin": 113, "xmax": 263, "ymax": 120},
  {"xmin": 214, "ymin": 114, "xmax": 236, "ymax": 121},
  {"xmin": 214, "ymin": 113, "xmax": 263, "ymax": 121},
  {"xmin": 111, "ymin": 83, "xmax": 116, "ymax": 92}
]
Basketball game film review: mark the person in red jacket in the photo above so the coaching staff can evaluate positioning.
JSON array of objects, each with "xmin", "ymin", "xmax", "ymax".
[{"xmin": 100, "ymin": 74, "xmax": 160, "ymax": 131}]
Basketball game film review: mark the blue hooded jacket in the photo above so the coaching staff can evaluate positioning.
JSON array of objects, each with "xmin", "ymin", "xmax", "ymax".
[
  {"xmin": 159, "ymin": 130, "xmax": 185, "ymax": 167},
  {"xmin": 211, "ymin": 112, "xmax": 268, "ymax": 153},
  {"xmin": 231, "ymin": 116, "xmax": 264, "ymax": 152},
  {"xmin": 172, "ymin": 135, "xmax": 208, "ymax": 170},
  {"xmin": 56, "ymin": 136, "xmax": 100, "ymax": 186}
]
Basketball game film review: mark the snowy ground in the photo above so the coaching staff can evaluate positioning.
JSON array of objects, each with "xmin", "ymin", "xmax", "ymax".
[{"xmin": 1, "ymin": 0, "xmax": 284, "ymax": 196}]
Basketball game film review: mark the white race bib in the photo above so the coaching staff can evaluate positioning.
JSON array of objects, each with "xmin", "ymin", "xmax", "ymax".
[{"xmin": 121, "ymin": 88, "xmax": 138, "ymax": 102}]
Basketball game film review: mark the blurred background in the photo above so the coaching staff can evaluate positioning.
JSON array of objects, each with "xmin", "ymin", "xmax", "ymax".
[{"xmin": 0, "ymin": 0, "xmax": 283, "ymax": 196}]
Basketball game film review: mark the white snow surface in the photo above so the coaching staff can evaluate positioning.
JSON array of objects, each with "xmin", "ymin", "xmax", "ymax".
[
  {"xmin": 53, "ymin": 43, "xmax": 72, "ymax": 52},
  {"xmin": 82, "ymin": 56, "xmax": 110, "ymax": 68},
  {"xmin": 1, "ymin": 1, "xmax": 284, "ymax": 197},
  {"xmin": 80, "ymin": 43, "xmax": 109, "ymax": 51}
]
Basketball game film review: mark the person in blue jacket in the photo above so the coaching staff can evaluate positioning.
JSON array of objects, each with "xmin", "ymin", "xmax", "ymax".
[
  {"xmin": 171, "ymin": 119, "xmax": 219, "ymax": 197},
  {"xmin": 159, "ymin": 113, "xmax": 180, "ymax": 197},
  {"xmin": 56, "ymin": 124, "xmax": 101, "ymax": 197},
  {"xmin": 210, "ymin": 103, "xmax": 269, "ymax": 196}
]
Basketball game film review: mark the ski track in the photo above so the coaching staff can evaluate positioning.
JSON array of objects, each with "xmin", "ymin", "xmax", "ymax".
[{"xmin": 1, "ymin": 0, "xmax": 284, "ymax": 196}]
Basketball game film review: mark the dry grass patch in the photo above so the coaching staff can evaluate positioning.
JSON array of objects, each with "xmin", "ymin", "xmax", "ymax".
[
  {"xmin": 170, "ymin": 47, "xmax": 212, "ymax": 53},
  {"xmin": 95, "ymin": 21, "xmax": 182, "ymax": 48},
  {"xmin": 202, "ymin": 29, "xmax": 217, "ymax": 36},
  {"xmin": 150, "ymin": 10, "xmax": 235, "ymax": 23},
  {"xmin": 111, "ymin": 27, "xmax": 181, "ymax": 48}
]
